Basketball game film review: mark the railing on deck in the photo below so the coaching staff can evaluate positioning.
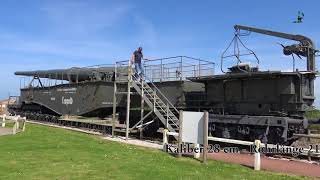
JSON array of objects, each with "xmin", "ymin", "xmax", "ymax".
[{"xmin": 144, "ymin": 56, "xmax": 214, "ymax": 82}]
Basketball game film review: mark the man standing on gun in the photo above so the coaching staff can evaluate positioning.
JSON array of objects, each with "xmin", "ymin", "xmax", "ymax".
[{"xmin": 131, "ymin": 47, "xmax": 145, "ymax": 81}]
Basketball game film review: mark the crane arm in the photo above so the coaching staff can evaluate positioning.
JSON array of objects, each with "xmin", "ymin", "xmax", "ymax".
[
  {"xmin": 234, "ymin": 25, "xmax": 316, "ymax": 72},
  {"xmin": 234, "ymin": 25, "xmax": 312, "ymax": 44}
]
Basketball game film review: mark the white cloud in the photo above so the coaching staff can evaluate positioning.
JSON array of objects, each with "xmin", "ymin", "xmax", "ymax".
[
  {"xmin": 0, "ymin": 1, "xmax": 138, "ymax": 99},
  {"xmin": 0, "ymin": 36, "xmax": 119, "ymax": 62},
  {"xmin": 40, "ymin": 1, "xmax": 133, "ymax": 37},
  {"xmin": 0, "ymin": 1, "xmax": 138, "ymax": 66}
]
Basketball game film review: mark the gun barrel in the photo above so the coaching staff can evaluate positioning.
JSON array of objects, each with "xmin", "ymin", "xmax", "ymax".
[{"xmin": 15, "ymin": 67, "xmax": 117, "ymax": 82}]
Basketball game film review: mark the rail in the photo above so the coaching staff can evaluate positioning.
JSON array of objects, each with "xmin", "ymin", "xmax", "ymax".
[
  {"xmin": 163, "ymin": 131, "xmax": 320, "ymax": 157},
  {"xmin": 143, "ymin": 56, "xmax": 215, "ymax": 82}
]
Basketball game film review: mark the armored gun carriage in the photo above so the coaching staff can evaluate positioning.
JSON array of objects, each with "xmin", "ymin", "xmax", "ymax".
[{"xmin": 189, "ymin": 25, "xmax": 317, "ymax": 144}]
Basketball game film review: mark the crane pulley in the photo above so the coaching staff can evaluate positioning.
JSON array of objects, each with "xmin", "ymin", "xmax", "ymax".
[{"xmin": 220, "ymin": 30, "xmax": 259, "ymax": 73}]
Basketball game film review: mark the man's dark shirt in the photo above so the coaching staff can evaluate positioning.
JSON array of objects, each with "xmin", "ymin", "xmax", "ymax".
[{"xmin": 133, "ymin": 50, "xmax": 143, "ymax": 63}]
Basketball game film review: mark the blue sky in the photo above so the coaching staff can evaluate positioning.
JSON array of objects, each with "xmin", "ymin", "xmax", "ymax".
[{"xmin": 0, "ymin": 0, "xmax": 319, "ymax": 107}]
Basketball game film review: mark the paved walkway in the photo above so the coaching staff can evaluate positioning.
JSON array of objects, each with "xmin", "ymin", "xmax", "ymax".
[
  {"xmin": 207, "ymin": 151, "xmax": 320, "ymax": 178},
  {"xmin": 0, "ymin": 127, "xmax": 13, "ymax": 136}
]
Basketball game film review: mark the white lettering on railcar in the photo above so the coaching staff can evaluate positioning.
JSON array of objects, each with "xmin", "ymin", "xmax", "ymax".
[
  {"xmin": 102, "ymin": 102, "xmax": 113, "ymax": 105},
  {"xmin": 62, "ymin": 97, "xmax": 73, "ymax": 105},
  {"xmin": 57, "ymin": 88, "xmax": 77, "ymax": 92}
]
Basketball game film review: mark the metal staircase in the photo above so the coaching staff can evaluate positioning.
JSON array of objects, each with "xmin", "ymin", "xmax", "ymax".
[
  {"xmin": 131, "ymin": 75, "xmax": 180, "ymax": 137},
  {"xmin": 113, "ymin": 57, "xmax": 214, "ymax": 139}
]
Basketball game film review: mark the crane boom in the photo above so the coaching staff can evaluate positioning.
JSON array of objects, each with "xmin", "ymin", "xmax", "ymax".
[{"xmin": 234, "ymin": 25, "xmax": 316, "ymax": 72}]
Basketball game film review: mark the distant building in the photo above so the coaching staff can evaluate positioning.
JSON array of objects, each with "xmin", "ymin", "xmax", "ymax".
[{"xmin": 0, "ymin": 99, "xmax": 16, "ymax": 115}]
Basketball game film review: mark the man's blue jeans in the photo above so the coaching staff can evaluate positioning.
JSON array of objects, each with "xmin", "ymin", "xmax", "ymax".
[{"xmin": 134, "ymin": 62, "xmax": 144, "ymax": 78}]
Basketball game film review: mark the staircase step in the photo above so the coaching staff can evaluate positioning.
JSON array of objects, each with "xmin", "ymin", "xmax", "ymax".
[
  {"xmin": 131, "ymin": 79, "xmax": 180, "ymax": 140},
  {"xmin": 169, "ymin": 121, "xmax": 179, "ymax": 124},
  {"xmin": 165, "ymin": 113, "xmax": 177, "ymax": 116},
  {"xmin": 169, "ymin": 118, "xmax": 179, "ymax": 121},
  {"xmin": 161, "ymin": 113, "xmax": 177, "ymax": 118},
  {"xmin": 163, "ymin": 114, "xmax": 176, "ymax": 116},
  {"xmin": 145, "ymin": 92, "xmax": 159, "ymax": 96}
]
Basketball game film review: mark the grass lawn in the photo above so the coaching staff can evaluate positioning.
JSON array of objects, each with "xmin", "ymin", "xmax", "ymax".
[{"xmin": 0, "ymin": 124, "xmax": 309, "ymax": 180}]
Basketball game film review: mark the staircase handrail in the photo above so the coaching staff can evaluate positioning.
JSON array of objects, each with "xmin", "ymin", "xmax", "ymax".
[{"xmin": 142, "ymin": 75, "xmax": 179, "ymax": 115}]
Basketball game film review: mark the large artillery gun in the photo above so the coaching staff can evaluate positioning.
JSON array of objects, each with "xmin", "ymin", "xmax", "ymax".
[
  {"xmin": 8, "ymin": 24, "xmax": 318, "ymax": 145},
  {"xmin": 9, "ymin": 57, "xmax": 213, "ymax": 121}
]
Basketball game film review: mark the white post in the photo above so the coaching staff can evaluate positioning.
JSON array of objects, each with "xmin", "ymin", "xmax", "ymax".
[
  {"xmin": 12, "ymin": 123, "xmax": 17, "ymax": 134},
  {"xmin": 254, "ymin": 140, "xmax": 261, "ymax": 171},
  {"xmin": 193, "ymin": 144, "xmax": 200, "ymax": 158},
  {"xmin": 16, "ymin": 116, "xmax": 20, "ymax": 130},
  {"xmin": 22, "ymin": 117, "xmax": 26, "ymax": 132},
  {"xmin": 125, "ymin": 60, "xmax": 132, "ymax": 140},
  {"xmin": 178, "ymin": 110, "xmax": 183, "ymax": 158},
  {"xmin": 2, "ymin": 114, "xmax": 6, "ymax": 127},
  {"xmin": 163, "ymin": 129, "xmax": 168, "ymax": 151},
  {"xmin": 166, "ymin": 103, "xmax": 169, "ymax": 128},
  {"xmin": 203, "ymin": 111, "xmax": 209, "ymax": 163}
]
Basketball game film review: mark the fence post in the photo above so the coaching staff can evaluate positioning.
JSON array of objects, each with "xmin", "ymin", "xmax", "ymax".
[
  {"xmin": 16, "ymin": 116, "xmax": 20, "ymax": 130},
  {"xmin": 163, "ymin": 129, "xmax": 168, "ymax": 151},
  {"xmin": 12, "ymin": 122, "xmax": 17, "ymax": 134},
  {"xmin": 178, "ymin": 110, "xmax": 183, "ymax": 158},
  {"xmin": 203, "ymin": 111, "xmax": 209, "ymax": 164},
  {"xmin": 254, "ymin": 140, "xmax": 261, "ymax": 170},
  {"xmin": 22, "ymin": 117, "xmax": 26, "ymax": 132},
  {"xmin": 2, "ymin": 114, "xmax": 5, "ymax": 127}
]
